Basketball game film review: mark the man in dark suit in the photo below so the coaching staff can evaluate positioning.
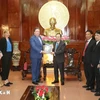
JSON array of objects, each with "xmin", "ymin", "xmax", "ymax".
[
  {"xmin": 30, "ymin": 27, "xmax": 44, "ymax": 85},
  {"xmin": 91, "ymin": 30, "xmax": 100, "ymax": 96},
  {"xmin": 82, "ymin": 30, "xmax": 96, "ymax": 90},
  {"xmin": 51, "ymin": 33, "xmax": 66, "ymax": 85}
]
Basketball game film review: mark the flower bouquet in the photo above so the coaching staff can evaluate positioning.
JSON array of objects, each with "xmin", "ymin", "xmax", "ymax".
[
  {"xmin": 40, "ymin": 35, "xmax": 70, "ymax": 45},
  {"xmin": 61, "ymin": 35, "xmax": 70, "ymax": 45},
  {"xmin": 40, "ymin": 35, "xmax": 56, "ymax": 44},
  {"xmin": 32, "ymin": 85, "xmax": 50, "ymax": 100}
]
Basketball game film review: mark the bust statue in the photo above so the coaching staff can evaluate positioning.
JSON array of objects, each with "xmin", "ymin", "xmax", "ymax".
[{"xmin": 44, "ymin": 17, "xmax": 62, "ymax": 36}]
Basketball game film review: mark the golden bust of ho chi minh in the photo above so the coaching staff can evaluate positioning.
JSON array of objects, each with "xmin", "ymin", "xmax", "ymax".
[
  {"xmin": 38, "ymin": 1, "xmax": 70, "ymax": 64},
  {"xmin": 44, "ymin": 17, "xmax": 62, "ymax": 37}
]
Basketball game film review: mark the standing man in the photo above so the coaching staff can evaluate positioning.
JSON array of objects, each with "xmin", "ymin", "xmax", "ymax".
[
  {"xmin": 82, "ymin": 30, "xmax": 96, "ymax": 90},
  {"xmin": 30, "ymin": 27, "xmax": 44, "ymax": 85},
  {"xmin": 51, "ymin": 33, "xmax": 66, "ymax": 85},
  {"xmin": 91, "ymin": 30, "xmax": 100, "ymax": 96}
]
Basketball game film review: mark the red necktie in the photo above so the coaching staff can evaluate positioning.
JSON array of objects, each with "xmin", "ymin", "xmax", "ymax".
[{"xmin": 83, "ymin": 41, "xmax": 88, "ymax": 56}]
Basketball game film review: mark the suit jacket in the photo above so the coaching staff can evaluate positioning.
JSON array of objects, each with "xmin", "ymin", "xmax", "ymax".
[
  {"xmin": 30, "ymin": 35, "xmax": 43, "ymax": 59},
  {"xmin": 53, "ymin": 40, "xmax": 66, "ymax": 63},
  {"xmin": 83, "ymin": 38, "xmax": 96, "ymax": 63},
  {"xmin": 0, "ymin": 37, "xmax": 13, "ymax": 55},
  {"xmin": 91, "ymin": 41, "xmax": 100, "ymax": 66}
]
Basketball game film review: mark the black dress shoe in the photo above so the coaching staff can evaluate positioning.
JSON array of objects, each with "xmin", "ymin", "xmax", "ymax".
[
  {"xmin": 91, "ymin": 89, "xmax": 97, "ymax": 92},
  {"xmin": 86, "ymin": 87, "xmax": 92, "ymax": 90},
  {"xmin": 4, "ymin": 83, "xmax": 10, "ymax": 87},
  {"xmin": 37, "ymin": 80, "xmax": 43, "ymax": 83},
  {"xmin": 36, "ymin": 80, "xmax": 40, "ymax": 83},
  {"xmin": 52, "ymin": 81, "xmax": 59, "ymax": 84},
  {"xmin": 94, "ymin": 92, "xmax": 100, "ymax": 96},
  {"xmin": 8, "ymin": 82, "xmax": 13, "ymax": 85},
  {"xmin": 32, "ymin": 81, "xmax": 38, "ymax": 85},
  {"xmin": 82, "ymin": 85, "xmax": 89, "ymax": 88},
  {"xmin": 61, "ymin": 82, "xmax": 64, "ymax": 85}
]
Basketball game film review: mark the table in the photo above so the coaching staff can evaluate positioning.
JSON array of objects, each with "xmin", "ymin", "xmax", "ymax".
[
  {"xmin": 20, "ymin": 86, "xmax": 34, "ymax": 100},
  {"xmin": 20, "ymin": 85, "xmax": 60, "ymax": 100},
  {"xmin": 43, "ymin": 63, "xmax": 54, "ymax": 80}
]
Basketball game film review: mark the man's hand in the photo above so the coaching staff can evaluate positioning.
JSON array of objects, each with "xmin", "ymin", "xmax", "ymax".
[
  {"xmin": 91, "ymin": 64, "xmax": 93, "ymax": 67},
  {"xmin": 51, "ymin": 52, "xmax": 55, "ymax": 55},
  {"xmin": 40, "ymin": 50, "xmax": 46, "ymax": 54},
  {"xmin": 0, "ymin": 52, "xmax": 3, "ymax": 59},
  {"xmin": 97, "ymin": 64, "xmax": 100, "ymax": 68}
]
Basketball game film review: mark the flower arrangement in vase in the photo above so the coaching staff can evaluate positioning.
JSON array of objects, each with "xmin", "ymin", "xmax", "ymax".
[
  {"xmin": 32, "ymin": 85, "xmax": 50, "ymax": 100},
  {"xmin": 40, "ymin": 35, "xmax": 70, "ymax": 45}
]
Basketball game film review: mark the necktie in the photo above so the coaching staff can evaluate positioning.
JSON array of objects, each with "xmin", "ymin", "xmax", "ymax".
[
  {"xmin": 55, "ymin": 42, "xmax": 59, "ymax": 52},
  {"xmin": 38, "ymin": 37, "xmax": 42, "ymax": 45},
  {"xmin": 83, "ymin": 41, "xmax": 88, "ymax": 56}
]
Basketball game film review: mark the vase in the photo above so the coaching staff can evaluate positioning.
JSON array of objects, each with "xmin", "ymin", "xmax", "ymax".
[{"xmin": 12, "ymin": 41, "xmax": 21, "ymax": 67}]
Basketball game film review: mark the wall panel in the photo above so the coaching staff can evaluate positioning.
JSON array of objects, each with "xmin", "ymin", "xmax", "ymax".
[
  {"xmin": 0, "ymin": 0, "xmax": 100, "ymax": 41},
  {"xmin": 8, "ymin": 0, "xmax": 20, "ymax": 12},
  {"xmin": 87, "ymin": 0, "xmax": 100, "ymax": 32},
  {"xmin": 8, "ymin": 13, "xmax": 20, "ymax": 27},
  {"xmin": 0, "ymin": 0, "xmax": 8, "ymax": 37},
  {"xmin": 10, "ymin": 28, "xmax": 20, "ymax": 41},
  {"xmin": 8, "ymin": 0, "xmax": 21, "ymax": 41}
]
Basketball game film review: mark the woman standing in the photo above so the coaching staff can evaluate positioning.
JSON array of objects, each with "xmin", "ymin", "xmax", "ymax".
[{"xmin": 0, "ymin": 30, "xmax": 13, "ymax": 86}]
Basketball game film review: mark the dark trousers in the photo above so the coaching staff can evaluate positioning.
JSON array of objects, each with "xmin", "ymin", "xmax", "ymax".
[
  {"xmin": 1, "ymin": 52, "xmax": 12, "ymax": 80},
  {"xmin": 84, "ymin": 62, "xmax": 95, "ymax": 88},
  {"xmin": 31, "ymin": 58, "xmax": 41, "ymax": 82},
  {"xmin": 95, "ymin": 67, "xmax": 100, "ymax": 92},
  {"xmin": 54, "ymin": 60, "xmax": 64, "ymax": 83}
]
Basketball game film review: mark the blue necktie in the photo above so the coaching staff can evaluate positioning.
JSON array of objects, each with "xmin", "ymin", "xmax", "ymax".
[{"xmin": 55, "ymin": 42, "xmax": 59, "ymax": 52}]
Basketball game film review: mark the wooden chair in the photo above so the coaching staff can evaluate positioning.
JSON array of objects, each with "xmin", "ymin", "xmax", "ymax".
[
  {"xmin": 21, "ymin": 50, "xmax": 32, "ymax": 80},
  {"xmin": 64, "ymin": 48, "xmax": 82, "ymax": 81}
]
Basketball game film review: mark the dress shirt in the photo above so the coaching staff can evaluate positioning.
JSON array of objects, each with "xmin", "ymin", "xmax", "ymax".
[
  {"xmin": 96, "ymin": 41, "xmax": 100, "ymax": 45},
  {"xmin": 6, "ymin": 39, "xmax": 12, "ymax": 52},
  {"xmin": 37, "ymin": 37, "xmax": 42, "ymax": 45}
]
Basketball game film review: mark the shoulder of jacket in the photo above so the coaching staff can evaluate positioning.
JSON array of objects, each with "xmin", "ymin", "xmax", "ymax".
[
  {"xmin": 92, "ymin": 38, "xmax": 96, "ymax": 42},
  {"xmin": 61, "ymin": 40, "xmax": 65, "ymax": 44},
  {"xmin": 0, "ymin": 37, "xmax": 6, "ymax": 41},
  {"xmin": 30, "ymin": 35, "xmax": 35, "ymax": 38}
]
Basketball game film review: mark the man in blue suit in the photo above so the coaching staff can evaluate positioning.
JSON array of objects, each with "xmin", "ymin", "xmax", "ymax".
[{"xmin": 30, "ymin": 27, "xmax": 44, "ymax": 85}]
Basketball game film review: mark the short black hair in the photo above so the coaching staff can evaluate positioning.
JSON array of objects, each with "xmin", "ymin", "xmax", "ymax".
[
  {"xmin": 85, "ymin": 30, "xmax": 93, "ymax": 34},
  {"xmin": 95, "ymin": 30, "xmax": 100, "ymax": 34},
  {"xmin": 56, "ymin": 33, "xmax": 62, "ymax": 37},
  {"xmin": 33, "ymin": 27, "xmax": 40, "ymax": 32}
]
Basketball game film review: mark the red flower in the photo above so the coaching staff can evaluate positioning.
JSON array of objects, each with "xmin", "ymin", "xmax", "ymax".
[
  {"xmin": 32, "ymin": 85, "xmax": 49, "ymax": 99},
  {"xmin": 36, "ymin": 86, "xmax": 40, "ymax": 92},
  {"xmin": 41, "ymin": 85, "xmax": 45, "ymax": 89},
  {"xmin": 45, "ymin": 87, "xmax": 48, "ymax": 93},
  {"xmin": 39, "ymin": 90, "xmax": 44, "ymax": 97}
]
